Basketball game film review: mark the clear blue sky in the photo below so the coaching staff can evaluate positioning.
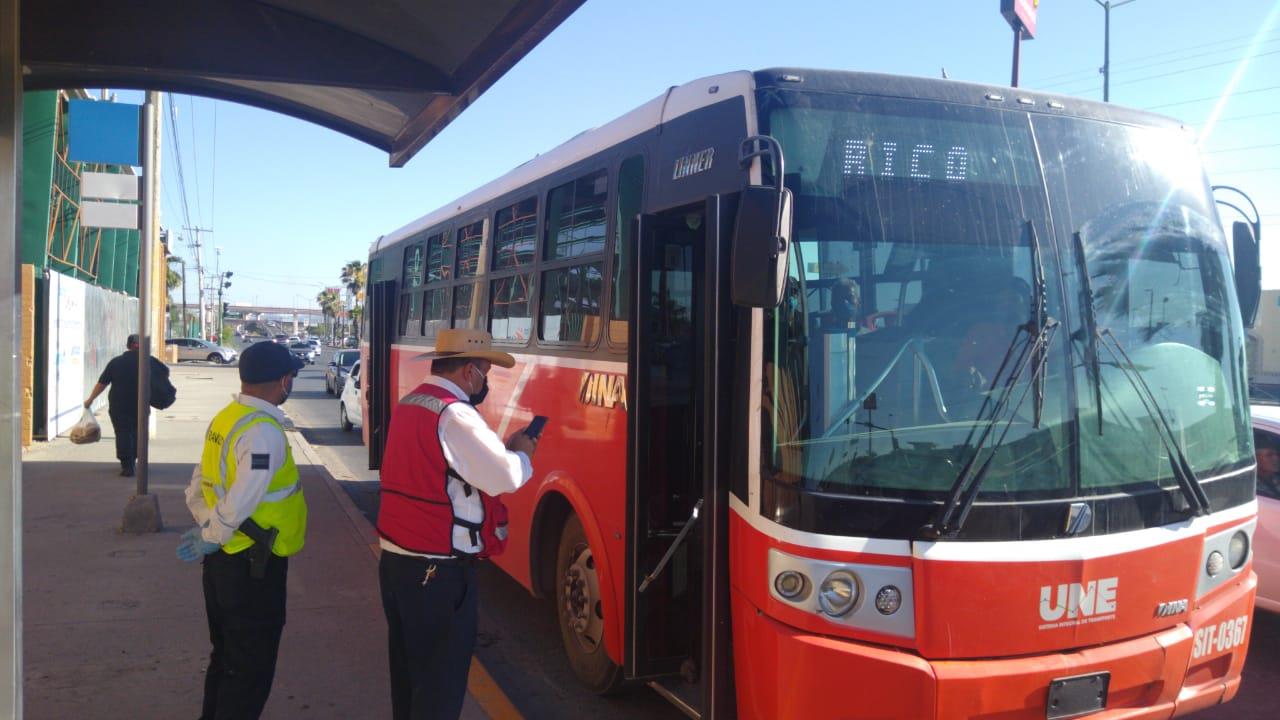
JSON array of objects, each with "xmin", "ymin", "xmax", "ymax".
[{"xmin": 127, "ymin": 0, "xmax": 1280, "ymax": 307}]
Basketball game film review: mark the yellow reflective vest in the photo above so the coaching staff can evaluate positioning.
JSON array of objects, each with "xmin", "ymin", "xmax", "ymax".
[{"xmin": 200, "ymin": 400, "xmax": 307, "ymax": 556}]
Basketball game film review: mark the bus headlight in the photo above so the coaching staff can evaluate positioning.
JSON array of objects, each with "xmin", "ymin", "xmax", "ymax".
[
  {"xmin": 774, "ymin": 570, "xmax": 808, "ymax": 600},
  {"xmin": 1206, "ymin": 550, "xmax": 1225, "ymax": 577},
  {"xmin": 1228, "ymin": 531, "xmax": 1249, "ymax": 570},
  {"xmin": 818, "ymin": 570, "xmax": 859, "ymax": 616},
  {"xmin": 874, "ymin": 585, "xmax": 902, "ymax": 615}
]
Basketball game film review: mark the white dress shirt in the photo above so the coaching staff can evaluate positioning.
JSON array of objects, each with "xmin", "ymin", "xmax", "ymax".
[
  {"xmin": 381, "ymin": 376, "xmax": 532, "ymax": 558},
  {"xmin": 185, "ymin": 394, "xmax": 290, "ymax": 545}
]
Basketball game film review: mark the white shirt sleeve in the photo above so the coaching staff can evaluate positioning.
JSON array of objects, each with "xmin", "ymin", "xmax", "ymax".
[
  {"xmin": 194, "ymin": 422, "xmax": 289, "ymax": 545},
  {"xmin": 438, "ymin": 402, "xmax": 532, "ymax": 496}
]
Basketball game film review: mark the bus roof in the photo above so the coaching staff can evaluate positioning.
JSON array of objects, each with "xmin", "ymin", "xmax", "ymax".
[
  {"xmin": 373, "ymin": 67, "xmax": 1189, "ymax": 256},
  {"xmin": 373, "ymin": 70, "xmax": 756, "ymax": 255},
  {"xmin": 753, "ymin": 67, "xmax": 1186, "ymax": 130}
]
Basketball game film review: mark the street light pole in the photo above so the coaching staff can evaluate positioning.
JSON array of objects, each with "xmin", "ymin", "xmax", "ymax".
[{"xmin": 1093, "ymin": 0, "xmax": 1139, "ymax": 103}]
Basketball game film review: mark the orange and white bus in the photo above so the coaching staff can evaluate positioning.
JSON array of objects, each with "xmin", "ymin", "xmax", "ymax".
[{"xmin": 361, "ymin": 69, "xmax": 1262, "ymax": 719}]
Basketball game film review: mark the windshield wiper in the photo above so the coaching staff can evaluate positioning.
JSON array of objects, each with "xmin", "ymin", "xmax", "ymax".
[
  {"xmin": 921, "ymin": 221, "xmax": 1059, "ymax": 539},
  {"xmin": 1028, "ymin": 222, "xmax": 1049, "ymax": 428},
  {"xmin": 1071, "ymin": 230, "xmax": 1210, "ymax": 516},
  {"xmin": 1072, "ymin": 232, "xmax": 1104, "ymax": 435},
  {"xmin": 1095, "ymin": 328, "xmax": 1212, "ymax": 515},
  {"xmin": 919, "ymin": 316, "xmax": 1058, "ymax": 539}
]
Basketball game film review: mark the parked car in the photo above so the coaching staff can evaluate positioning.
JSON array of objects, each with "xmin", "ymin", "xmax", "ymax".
[
  {"xmin": 1249, "ymin": 403, "xmax": 1280, "ymax": 613},
  {"xmin": 325, "ymin": 349, "xmax": 360, "ymax": 396},
  {"xmin": 166, "ymin": 338, "xmax": 238, "ymax": 364},
  {"xmin": 340, "ymin": 360, "xmax": 362, "ymax": 431},
  {"xmin": 343, "ymin": 335, "xmax": 358, "ymax": 348},
  {"xmin": 288, "ymin": 342, "xmax": 317, "ymax": 365}
]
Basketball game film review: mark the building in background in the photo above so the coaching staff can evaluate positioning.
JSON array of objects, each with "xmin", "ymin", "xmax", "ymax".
[{"xmin": 18, "ymin": 89, "xmax": 168, "ymax": 447}]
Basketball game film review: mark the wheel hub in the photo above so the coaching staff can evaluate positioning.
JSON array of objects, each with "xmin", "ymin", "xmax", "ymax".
[{"xmin": 562, "ymin": 544, "xmax": 604, "ymax": 651}]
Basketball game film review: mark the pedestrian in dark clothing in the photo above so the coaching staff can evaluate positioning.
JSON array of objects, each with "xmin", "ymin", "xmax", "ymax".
[{"xmin": 83, "ymin": 334, "xmax": 170, "ymax": 476}]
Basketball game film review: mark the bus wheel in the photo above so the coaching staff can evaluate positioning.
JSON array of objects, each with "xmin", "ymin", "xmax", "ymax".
[{"xmin": 556, "ymin": 514, "xmax": 622, "ymax": 694}]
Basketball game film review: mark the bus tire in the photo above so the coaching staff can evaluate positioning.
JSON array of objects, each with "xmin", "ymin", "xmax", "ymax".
[{"xmin": 556, "ymin": 514, "xmax": 623, "ymax": 695}]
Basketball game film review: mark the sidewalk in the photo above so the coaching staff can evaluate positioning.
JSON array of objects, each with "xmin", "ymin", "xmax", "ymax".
[{"xmin": 21, "ymin": 364, "xmax": 487, "ymax": 719}]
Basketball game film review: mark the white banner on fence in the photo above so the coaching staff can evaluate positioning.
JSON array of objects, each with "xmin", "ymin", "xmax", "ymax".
[{"xmin": 46, "ymin": 272, "xmax": 86, "ymax": 438}]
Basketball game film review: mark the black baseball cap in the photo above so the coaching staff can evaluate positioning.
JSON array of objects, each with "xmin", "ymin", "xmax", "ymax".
[{"xmin": 239, "ymin": 341, "xmax": 305, "ymax": 383}]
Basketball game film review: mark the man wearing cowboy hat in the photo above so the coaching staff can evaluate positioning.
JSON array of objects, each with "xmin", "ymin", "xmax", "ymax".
[{"xmin": 376, "ymin": 328, "xmax": 539, "ymax": 720}]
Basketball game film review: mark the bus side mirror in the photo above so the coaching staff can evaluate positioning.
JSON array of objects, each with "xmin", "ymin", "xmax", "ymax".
[
  {"xmin": 1232, "ymin": 220, "xmax": 1261, "ymax": 328},
  {"xmin": 731, "ymin": 186, "xmax": 792, "ymax": 308}
]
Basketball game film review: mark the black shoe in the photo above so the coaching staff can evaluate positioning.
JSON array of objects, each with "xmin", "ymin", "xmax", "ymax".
[{"xmin": 120, "ymin": 464, "xmax": 135, "ymax": 477}]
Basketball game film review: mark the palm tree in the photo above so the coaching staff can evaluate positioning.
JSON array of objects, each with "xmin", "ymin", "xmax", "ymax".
[
  {"xmin": 315, "ymin": 288, "xmax": 341, "ymax": 339},
  {"xmin": 340, "ymin": 260, "xmax": 367, "ymax": 340}
]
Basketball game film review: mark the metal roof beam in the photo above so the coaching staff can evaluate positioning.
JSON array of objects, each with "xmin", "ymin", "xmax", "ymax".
[{"xmin": 21, "ymin": 0, "xmax": 453, "ymax": 93}]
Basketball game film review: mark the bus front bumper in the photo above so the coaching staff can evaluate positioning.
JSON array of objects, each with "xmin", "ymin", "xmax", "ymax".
[{"xmin": 730, "ymin": 577, "xmax": 1255, "ymax": 720}]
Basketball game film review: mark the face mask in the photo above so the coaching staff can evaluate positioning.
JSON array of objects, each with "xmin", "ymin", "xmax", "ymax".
[
  {"xmin": 279, "ymin": 376, "xmax": 294, "ymax": 405},
  {"xmin": 467, "ymin": 365, "xmax": 490, "ymax": 406}
]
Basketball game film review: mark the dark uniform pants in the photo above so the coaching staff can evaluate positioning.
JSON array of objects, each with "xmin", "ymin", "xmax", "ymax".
[
  {"xmin": 379, "ymin": 551, "xmax": 479, "ymax": 720},
  {"xmin": 201, "ymin": 549, "xmax": 288, "ymax": 720},
  {"xmin": 108, "ymin": 410, "xmax": 136, "ymax": 468}
]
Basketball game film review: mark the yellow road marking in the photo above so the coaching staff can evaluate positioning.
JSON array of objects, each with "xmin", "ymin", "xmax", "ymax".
[{"xmin": 468, "ymin": 657, "xmax": 525, "ymax": 720}]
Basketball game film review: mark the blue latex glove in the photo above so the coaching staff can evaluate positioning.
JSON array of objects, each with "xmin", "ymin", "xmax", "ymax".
[{"xmin": 176, "ymin": 527, "xmax": 220, "ymax": 562}]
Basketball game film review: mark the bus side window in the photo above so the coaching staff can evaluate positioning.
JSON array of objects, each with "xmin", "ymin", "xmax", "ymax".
[
  {"xmin": 399, "ymin": 242, "xmax": 425, "ymax": 337},
  {"xmin": 451, "ymin": 220, "xmax": 486, "ymax": 331},
  {"xmin": 609, "ymin": 155, "xmax": 644, "ymax": 347},
  {"xmin": 539, "ymin": 169, "xmax": 609, "ymax": 346},
  {"xmin": 489, "ymin": 197, "xmax": 538, "ymax": 344}
]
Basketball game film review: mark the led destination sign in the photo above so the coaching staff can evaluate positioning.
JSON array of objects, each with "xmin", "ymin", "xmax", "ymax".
[{"xmin": 843, "ymin": 139, "xmax": 972, "ymax": 182}]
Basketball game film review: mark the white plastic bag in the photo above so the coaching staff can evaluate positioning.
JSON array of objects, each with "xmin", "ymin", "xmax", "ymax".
[{"xmin": 69, "ymin": 409, "xmax": 101, "ymax": 444}]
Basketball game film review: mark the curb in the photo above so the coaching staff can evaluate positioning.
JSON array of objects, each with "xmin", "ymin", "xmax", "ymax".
[
  {"xmin": 285, "ymin": 428, "xmax": 525, "ymax": 720},
  {"xmin": 287, "ymin": 429, "xmax": 379, "ymax": 557}
]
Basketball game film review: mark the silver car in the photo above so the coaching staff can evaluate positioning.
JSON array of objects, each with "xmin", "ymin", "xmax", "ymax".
[
  {"xmin": 167, "ymin": 338, "xmax": 238, "ymax": 364},
  {"xmin": 288, "ymin": 342, "xmax": 317, "ymax": 365}
]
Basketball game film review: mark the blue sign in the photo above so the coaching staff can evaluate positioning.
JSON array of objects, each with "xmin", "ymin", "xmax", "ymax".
[{"xmin": 67, "ymin": 99, "xmax": 140, "ymax": 166}]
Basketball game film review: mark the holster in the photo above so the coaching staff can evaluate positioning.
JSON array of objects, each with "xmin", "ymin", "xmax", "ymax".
[{"xmin": 237, "ymin": 517, "xmax": 278, "ymax": 580}]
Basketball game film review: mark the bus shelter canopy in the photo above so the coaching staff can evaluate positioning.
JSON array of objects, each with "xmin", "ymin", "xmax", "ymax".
[{"xmin": 20, "ymin": 0, "xmax": 583, "ymax": 166}]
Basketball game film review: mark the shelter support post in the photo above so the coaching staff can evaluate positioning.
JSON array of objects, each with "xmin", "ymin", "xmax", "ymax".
[
  {"xmin": 123, "ymin": 90, "xmax": 161, "ymax": 533},
  {"xmin": 0, "ymin": 0, "xmax": 24, "ymax": 714}
]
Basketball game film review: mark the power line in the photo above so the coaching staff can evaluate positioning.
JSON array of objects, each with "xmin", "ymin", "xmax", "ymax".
[
  {"xmin": 165, "ymin": 95, "xmax": 196, "ymax": 249},
  {"xmin": 1032, "ymin": 28, "xmax": 1280, "ymax": 84},
  {"xmin": 1207, "ymin": 166, "xmax": 1280, "ymax": 175},
  {"xmin": 1035, "ymin": 33, "xmax": 1280, "ymax": 90},
  {"xmin": 187, "ymin": 95, "xmax": 204, "ymax": 228},
  {"xmin": 1111, "ymin": 49, "xmax": 1280, "ymax": 89},
  {"xmin": 1144, "ymin": 85, "xmax": 1280, "ymax": 110},
  {"xmin": 1194, "ymin": 110, "xmax": 1280, "ymax": 126},
  {"xmin": 1203, "ymin": 143, "xmax": 1280, "ymax": 154},
  {"xmin": 211, "ymin": 103, "xmax": 218, "ymax": 233}
]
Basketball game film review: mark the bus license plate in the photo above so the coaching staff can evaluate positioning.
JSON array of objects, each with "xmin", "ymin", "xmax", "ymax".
[{"xmin": 1046, "ymin": 671, "xmax": 1109, "ymax": 719}]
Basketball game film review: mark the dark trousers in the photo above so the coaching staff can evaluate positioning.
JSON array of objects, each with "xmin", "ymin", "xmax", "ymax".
[
  {"xmin": 108, "ymin": 411, "xmax": 136, "ymax": 467},
  {"xmin": 201, "ymin": 550, "xmax": 288, "ymax": 720},
  {"xmin": 379, "ymin": 552, "xmax": 478, "ymax": 720}
]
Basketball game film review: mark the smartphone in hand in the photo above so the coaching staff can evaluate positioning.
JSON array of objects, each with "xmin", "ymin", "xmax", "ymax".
[{"xmin": 525, "ymin": 415, "xmax": 549, "ymax": 439}]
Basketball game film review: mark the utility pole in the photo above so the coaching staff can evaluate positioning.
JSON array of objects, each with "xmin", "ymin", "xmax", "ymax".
[
  {"xmin": 1093, "ymin": 0, "xmax": 1138, "ymax": 102},
  {"xmin": 171, "ymin": 255, "xmax": 188, "ymax": 336},
  {"xmin": 185, "ymin": 225, "xmax": 213, "ymax": 338}
]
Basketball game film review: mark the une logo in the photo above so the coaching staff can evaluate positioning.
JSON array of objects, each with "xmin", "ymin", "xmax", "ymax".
[{"xmin": 1039, "ymin": 577, "xmax": 1118, "ymax": 622}]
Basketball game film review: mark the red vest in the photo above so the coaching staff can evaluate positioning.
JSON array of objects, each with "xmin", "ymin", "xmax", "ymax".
[{"xmin": 377, "ymin": 383, "xmax": 509, "ymax": 558}]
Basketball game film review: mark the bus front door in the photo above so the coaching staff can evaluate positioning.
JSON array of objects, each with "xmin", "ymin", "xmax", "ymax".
[{"xmin": 628, "ymin": 199, "xmax": 730, "ymax": 716}]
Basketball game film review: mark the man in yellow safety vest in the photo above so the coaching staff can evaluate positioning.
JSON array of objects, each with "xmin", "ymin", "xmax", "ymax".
[{"xmin": 177, "ymin": 340, "xmax": 307, "ymax": 720}]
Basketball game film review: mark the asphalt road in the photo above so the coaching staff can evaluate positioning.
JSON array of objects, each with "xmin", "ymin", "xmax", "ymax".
[
  {"xmin": 276, "ymin": 345, "xmax": 1279, "ymax": 720},
  {"xmin": 279, "ymin": 347, "xmax": 684, "ymax": 720}
]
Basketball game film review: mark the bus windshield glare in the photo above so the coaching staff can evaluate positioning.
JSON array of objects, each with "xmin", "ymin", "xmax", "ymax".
[{"xmin": 758, "ymin": 92, "xmax": 1251, "ymax": 517}]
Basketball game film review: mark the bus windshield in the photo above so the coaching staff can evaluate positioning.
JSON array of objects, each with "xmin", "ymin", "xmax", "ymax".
[{"xmin": 757, "ymin": 91, "xmax": 1252, "ymax": 514}]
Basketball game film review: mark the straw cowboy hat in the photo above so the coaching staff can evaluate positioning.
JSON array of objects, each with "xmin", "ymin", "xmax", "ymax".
[{"xmin": 414, "ymin": 328, "xmax": 515, "ymax": 368}]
